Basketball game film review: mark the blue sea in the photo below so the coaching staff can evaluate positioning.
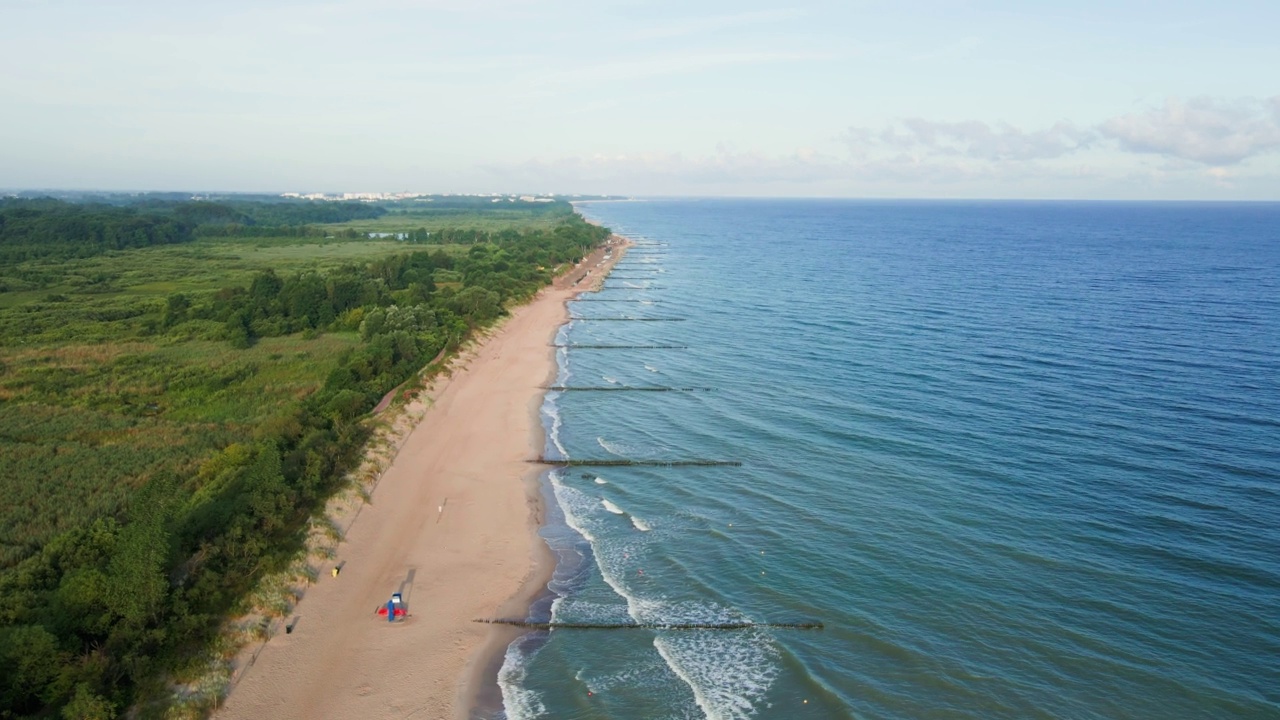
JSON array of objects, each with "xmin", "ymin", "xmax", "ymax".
[{"xmin": 496, "ymin": 200, "xmax": 1280, "ymax": 720}]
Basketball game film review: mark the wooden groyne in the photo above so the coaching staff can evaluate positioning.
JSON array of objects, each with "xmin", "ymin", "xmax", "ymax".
[
  {"xmin": 570, "ymin": 317, "xmax": 686, "ymax": 322},
  {"xmin": 544, "ymin": 386, "xmax": 708, "ymax": 391},
  {"xmin": 475, "ymin": 619, "xmax": 823, "ymax": 631},
  {"xmin": 551, "ymin": 344, "xmax": 688, "ymax": 349},
  {"xmin": 533, "ymin": 458, "xmax": 742, "ymax": 467}
]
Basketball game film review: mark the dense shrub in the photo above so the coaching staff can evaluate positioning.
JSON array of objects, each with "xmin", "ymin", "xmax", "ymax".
[{"xmin": 0, "ymin": 212, "xmax": 609, "ymax": 717}]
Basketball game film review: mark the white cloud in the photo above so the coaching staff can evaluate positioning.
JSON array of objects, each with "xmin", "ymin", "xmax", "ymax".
[
  {"xmin": 840, "ymin": 97, "xmax": 1280, "ymax": 168},
  {"xmin": 482, "ymin": 144, "xmax": 1125, "ymax": 196},
  {"xmin": 847, "ymin": 119, "xmax": 1094, "ymax": 162},
  {"xmin": 489, "ymin": 146, "xmax": 849, "ymax": 188},
  {"xmin": 1100, "ymin": 96, "xmax": 1280, "ymax": 165},
  {"xmin": 486, "ymin": 99, "xmax": 1280, "ymax": 198}
]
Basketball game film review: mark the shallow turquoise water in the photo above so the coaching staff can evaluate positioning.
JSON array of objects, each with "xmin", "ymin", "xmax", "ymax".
[{"xmin": 497, "ymin": 200, "xmax": 1280, "ymax": 720}]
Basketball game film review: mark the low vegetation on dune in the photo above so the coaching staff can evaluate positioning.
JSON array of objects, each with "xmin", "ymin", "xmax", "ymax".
[{"xmin": 0, "ymin": 196, "xmax": 608, "ymax": 718}]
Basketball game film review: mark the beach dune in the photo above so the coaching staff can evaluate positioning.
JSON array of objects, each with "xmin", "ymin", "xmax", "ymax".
[{"xmin": 215, "ymin": 241, "xmax": 624, "ymax": 720}]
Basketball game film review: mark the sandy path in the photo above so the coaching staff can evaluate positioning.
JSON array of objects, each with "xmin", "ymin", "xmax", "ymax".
[{"xmin": 216, "ymin": 240, "xmax": 625, "ymax": 720}]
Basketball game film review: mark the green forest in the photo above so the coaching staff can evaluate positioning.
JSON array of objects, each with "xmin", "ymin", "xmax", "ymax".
[
  {"xmin": 0, "ymin": 198, "xmax": 389, "ymax": 264},
  {"xmin": 0, "ymin": 196, "xmax": 608, "ymax": 718}
]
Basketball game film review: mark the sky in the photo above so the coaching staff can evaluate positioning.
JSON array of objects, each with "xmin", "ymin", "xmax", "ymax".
[{"xmin": 2, "ymin": 0, "xmax": 1279, "ymax": 199}]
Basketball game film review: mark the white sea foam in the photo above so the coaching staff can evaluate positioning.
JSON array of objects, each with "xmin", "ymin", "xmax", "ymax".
[
  {"xmin": 555, "ymin": 342, "xmax": 571, "ymax": 385},
  {"xmin": 597, "ymin": 437, "xmax": 626, "ymax": 456},
  {"xmin": 631, "ymin": 516, "xmax": 652, "ymax": 531},
  {"xmin": 576, "ymin": 658, "xmax": 679, "ymax": 697},
  {"xmin": 544, "ymin": 399, "xmax": 567, "ymax": 459},
  {"xmin": 602, "ymin": 499, "xmax": 625, "ymax": 515},
  {"xmin": 547, "ymin": 467, "xmax": 779, "ymax": 720},
  {"xmin": 654, "ymin": 630, "xmax": 779, "ymax": 720},
  {"xmin": 552, "ymin": 597, "xmax": 633, "ymax": 625},
  {"xmin": 644, "ymin": 363, "xmax": 660, "ymax": 373},
  {"xmin": 603, "ymin": 375, "xmax": 619, "ymax": 384},
  {"xmin": 497, "ymin": 639, "xmax": 546, "ymax": 720},
  {"xmin": 541, "ymin": 335, "xmax": 571, "ymax": 459},
  {"xmin": 550, "ymin": 475, "xmax": 649, "ymax": 622},
  {"xmin": 594, "ymin": 477, "xmax": 608, "ymax": 485}
]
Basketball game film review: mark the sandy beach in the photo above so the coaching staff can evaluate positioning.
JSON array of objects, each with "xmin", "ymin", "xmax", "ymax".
[{"xmin": 216, "ymin": 238, "xmax": 627, "ymax": 720}]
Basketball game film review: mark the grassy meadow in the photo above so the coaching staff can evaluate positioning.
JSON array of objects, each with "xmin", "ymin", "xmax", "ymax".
[
  {"xmin": 0, "ymin": 333, "xmax": 362, "ymax": 568},
  {"xmin": 323, "ymin": 198, "xmax": 573, "ymax": 233},
  {"xmin": 1, "ymin": 234, "xmax": 429, "ymax": 569}
]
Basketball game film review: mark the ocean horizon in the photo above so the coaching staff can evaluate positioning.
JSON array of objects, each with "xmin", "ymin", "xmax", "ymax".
[{"xmin": 499, "ymin": 198, "xmax": 1279, "ymax": 720}]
